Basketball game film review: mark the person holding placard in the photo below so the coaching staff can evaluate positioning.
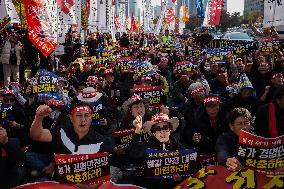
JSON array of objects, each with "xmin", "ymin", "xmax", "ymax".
[
  {"xmin": 216, "ymin": 108, "xmax": 253, "ymax": 172},
  {"xmin": 128, "ymin": 113, "xmax": 184, "ymax": 189}
]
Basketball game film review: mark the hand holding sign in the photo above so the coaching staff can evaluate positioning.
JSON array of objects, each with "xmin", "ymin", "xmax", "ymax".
[
  {"xmin": 226, "ymin": 157, "xmax": 242, "ymax": 172},
  {"xmin": 193, "ymin": 133, "xmax": 202, "ymax": 143},
  {"xmin": 36, "ymin": 105, "xmax": 52, "ymax": 120},
  {"xmin": 133, "ymin": 115, "xmax": 143, "ymax": 134}
]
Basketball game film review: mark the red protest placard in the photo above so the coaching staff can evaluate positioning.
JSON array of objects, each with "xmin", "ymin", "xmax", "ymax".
[
  {"xmin": 238, "ymin": 130, "xmax": 284, "ymax": 175},
  {"xmin": 54, "ymin": 153, "xmax": 110, "ymax": 185}
]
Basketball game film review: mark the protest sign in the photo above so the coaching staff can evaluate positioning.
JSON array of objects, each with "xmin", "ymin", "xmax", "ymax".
[
  {"xmin": 145, "ymin": 149, "xmax": 198, "ymax": 179},
  {"xmin": 258, "ymin": 37, "xmax": 280, "ymax": 54},
  {"xmin": 264, "ymin": 0, "xmax": 284, "ymax": 28},
  {"xmin": 98, "ymin": 181, "xmax": 144, "ymax": 189},
  {"xmin": 112, "ymin": 128, "xmax": 135, "ymax": 150},
  {"xmin": 174, "ymin": 61, "xmax": 195, "ymax": 74},
  {"xmin": 12, "ymin": 181, "xmax": 144, "ymax": 189},
  {"xmin": 132, "ymin": 85, "xmax": 165, "ymax": 107},
  {"xmin": 238, "ymin": 130, "xmax": 284, "ymax": 175},
  {"xmin": 116, "ymin": 57, "xmax": 135, "ymax": 73},
  {"xmin": 11, "ymin": 181, "xmax": 75, "ymax": 189},
  {"xmin": 31, "ymin": 69, "xmax": 60, "ymax": 101},
  {"xmin": 90, "ymin": 99, "xmax": 103, "ymax": 126},
  {"xmin": 174, "ymin": 165, "xmax": 282, "ymax": 189},
  {"xmin": 192, "ymin": 48, "xmax": 206, "ymax": 58},
  {"xmin": 133, "ymin": 61, "xmax": 156, "ymax": 78},
  {"xmin": 206, "ymin": 48, "xmax": 228, "ymax": 64},
  {"xmin": 54, "ymin": 153, "xmax": 110, "ymax": 185}
]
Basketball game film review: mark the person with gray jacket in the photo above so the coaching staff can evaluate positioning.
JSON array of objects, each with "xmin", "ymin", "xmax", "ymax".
[{"xmin": 0, "ymin": 33, "xmax": 22, "ymax": 88}]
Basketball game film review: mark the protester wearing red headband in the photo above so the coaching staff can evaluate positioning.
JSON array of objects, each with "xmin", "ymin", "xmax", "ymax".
[
  {"xmin": 30, "ymin": 102, "xmax": 113, "ymax": 155},
  {"xmin": 181, "ymin": 95, "xmax": 228, "ymax": 155}
]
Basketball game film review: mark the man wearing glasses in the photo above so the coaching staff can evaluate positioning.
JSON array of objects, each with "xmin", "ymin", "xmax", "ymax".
[{"xmin": 0, "ymin": 89, "xmax": 27, "ymax": 140}]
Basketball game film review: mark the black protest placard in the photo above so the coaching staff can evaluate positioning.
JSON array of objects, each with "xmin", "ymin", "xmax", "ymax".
[
  {"xmin": 145, "ymin": 149, "xmax": 198, "ymax": 179},
  {"xmin": 238, "ymin": 130, "xmax": 284, "ymax": 175},
  {"xmin": 132, "ymin": 84, "xmax": 165, "ymax": 107},
  {"xmin": 112, "ymin": 128, "xmax": 135, "ymax": 150},
  {"xmin": 54, "ymin": 153, "xmax": 110, "ymax": 185},
  {"xmin": 206, "ymin": 48, "xmax": 229, "ymax": 64}
]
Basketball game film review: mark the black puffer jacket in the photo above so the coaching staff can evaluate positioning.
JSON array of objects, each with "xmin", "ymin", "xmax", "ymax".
[{"xmin": 128, "ymin": 134, "xmax": 184, "ymax": 189}]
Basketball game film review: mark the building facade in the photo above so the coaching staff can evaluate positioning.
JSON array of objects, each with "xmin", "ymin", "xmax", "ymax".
[{"xmin": 244, "ymin": 0, "xmax": 264, "ymax": 15}]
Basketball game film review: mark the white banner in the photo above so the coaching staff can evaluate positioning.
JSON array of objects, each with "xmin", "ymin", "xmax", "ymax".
[
  {"xmin": 97, "ymin": 0, "xmax": 107, "ymax": 31},
  {"xmin": 4, "ymin": 0, "xmax": 20, "ymax": 23},
  {"xmin": 263, "ymin": 0, "xmax": 284, "ymax": 28},
  {"xmin": 88, "ymin": 0, "xmax": 98, "ymax": 28},
  {"xmin": 57, "ymin": 0, "xmax": 81, "ymax": 43},
  {"xmin": 0, "ymin": 0, "xmax": 8, "ymax": 20},
  {"xmin": 203, "ymin": 0, "xmax": 211, "ymax": 27}
]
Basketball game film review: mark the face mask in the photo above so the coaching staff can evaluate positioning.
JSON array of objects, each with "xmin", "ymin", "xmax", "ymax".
[{"xmin": 49, "ymin": 109, "xmax": 61, "ymax": 120}]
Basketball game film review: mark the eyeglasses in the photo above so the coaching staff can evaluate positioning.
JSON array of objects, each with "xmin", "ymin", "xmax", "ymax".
[
  {"xmin": 4, "ymin": 98, "xmax": 15, "ymax": 103},
  {"xmin": 152, "ymin": 124, "xmax": 171, "ymax": 133}
]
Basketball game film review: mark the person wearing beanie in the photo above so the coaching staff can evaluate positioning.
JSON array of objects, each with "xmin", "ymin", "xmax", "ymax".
[
  {"xmin": 226, "ymin": 73, "xmax": 260, "ymax": 116},
  {"xmin": 182, "ymin": 82, "xmax": 206, "ymax": 126},
  {"xmin": 254, "ymin": 87, "xmax": 284, "ymax": 138},
  {"xmin": 181, "ymin": 95, "xmax": 228, "ymax": 154}
]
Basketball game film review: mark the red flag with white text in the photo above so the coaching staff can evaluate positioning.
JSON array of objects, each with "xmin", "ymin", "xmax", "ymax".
[
  {"xmin": 130, "ymin": 14, "xmax": 137, "ymax": 33},
  {"xmin": 24, "ymin": 0, "xmax": 57, "ymax": 57}
]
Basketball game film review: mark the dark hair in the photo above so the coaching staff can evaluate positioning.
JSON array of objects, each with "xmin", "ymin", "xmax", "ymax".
[
  {"xmin": 228, "ymin": 108, "xmax": 252, "ymax": 125},
  {"xmin": 69, "ymin": 102, "xmax": 93, "ymax": 114},
  {"xmin": 274, "ymin": 86, "xmax": 284, "ymax": 100}
]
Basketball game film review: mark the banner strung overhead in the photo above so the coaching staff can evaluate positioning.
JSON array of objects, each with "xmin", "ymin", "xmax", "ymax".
[
  {"xmin": 24, "ymin": 0, "xmax": 57, "ymax": 57},
  {"xmin": 263, "ymin": 0, "xmax": 284, "ymax": 28}
]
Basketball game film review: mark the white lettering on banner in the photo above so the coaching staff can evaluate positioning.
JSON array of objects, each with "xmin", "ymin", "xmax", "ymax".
[{"xmin": 264, "ymin": 0, "xmax": 284, "ymax": 27}]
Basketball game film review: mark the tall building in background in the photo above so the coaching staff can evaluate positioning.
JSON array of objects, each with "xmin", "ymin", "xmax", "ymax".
[{"xmin": 244, "ymin": 0, "xmax": 264, "ymax": 15}]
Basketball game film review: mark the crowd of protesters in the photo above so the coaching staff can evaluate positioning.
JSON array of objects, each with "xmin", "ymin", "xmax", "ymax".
[{"xmin": 0, "ymin": 25, "xmax": 284, "ymax": 189}]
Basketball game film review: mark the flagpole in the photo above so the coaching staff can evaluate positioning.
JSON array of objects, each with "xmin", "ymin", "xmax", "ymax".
[{"xmin": 19, "ymin": 0, "xmax": 23, "ymax": 32}]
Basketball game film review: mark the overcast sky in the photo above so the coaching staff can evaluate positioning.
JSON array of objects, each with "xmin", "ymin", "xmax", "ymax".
[{"xmin": 227, "ymin": 0, "xmax": 244, "ymax": 15}]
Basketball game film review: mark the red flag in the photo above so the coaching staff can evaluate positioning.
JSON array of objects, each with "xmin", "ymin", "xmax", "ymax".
[
  {"xmin": 114, "ymin": 13, "xmax": 121, "ymax": 29},
  {"xmin": 130, "ymin": 14, "xmax": 137, "ymax": 33},
  {"xmin": 86, "ymin": 0, "xmax": 90, "ymax": 18},
  {"xmin": 166, "ymin": 7, "xmax": 175, "ymax": 24},
  {"xmin": 24, "ymin": 0, "xmax": 57, "ymax": 57},
  {"xmin": 209, "ymin": 0, "xmax": 223, "ymax": 26},
  {"xmin": 214, "ymin": 0, "xmax": 223, "ymax": 26}
]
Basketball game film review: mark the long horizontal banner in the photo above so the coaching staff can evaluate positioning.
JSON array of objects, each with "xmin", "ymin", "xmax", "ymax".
[
  {"xmin": 12, "ymin": 181, "xmax": 144, "ymax": 189},
  {"xmin": 174, "ymin": 165, "xmax": 283, "ymax": 189}
]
